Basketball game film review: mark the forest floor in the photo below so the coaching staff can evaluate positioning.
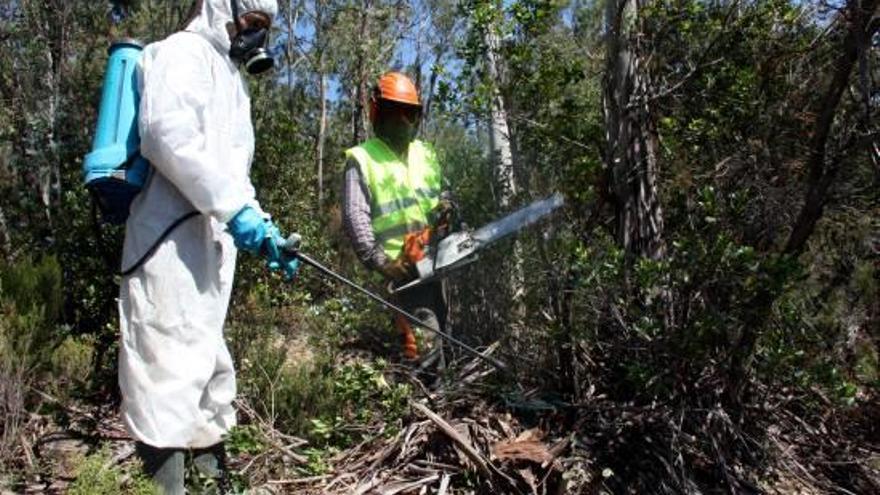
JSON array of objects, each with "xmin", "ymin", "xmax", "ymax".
[
  {"xmin": 3, "ymin": 347, "xmax": 584, "ymax": 494},
  {"xmin": 4, "ymin": 345, "xmax": 878, "ymax": 495},
  {"xmin": 2, "ymin": 319, "xmax": 878, "ymax": 494}
]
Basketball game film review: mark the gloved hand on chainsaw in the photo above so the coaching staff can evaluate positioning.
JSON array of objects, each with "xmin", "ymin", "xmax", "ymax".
[
  {"xmin": 379, "ymin": 257, "xmax": 414, "ymax": 283},
  {"xmin": 430, "ymin": 192, "xmax": 457, "ymax": 239}
]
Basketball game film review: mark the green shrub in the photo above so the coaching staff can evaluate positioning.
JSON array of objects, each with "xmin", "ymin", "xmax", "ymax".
[
  {"xmin": 0, "ymin": 256, "xmax": 66, "ymax": 469},
  {"xmin": 50, "ymin": 335, "xmax": 96, "ymax": 396},
  {"xmin": 0, "ymin": 256, "xmax": 65, "ymax": 370},
  {"xmin": 226, "ymin": 424, "xmax": 267, "ymax": 457},
  {"xmin": 68, "ymin": 448, "xmax": 157, "ymax": 495},
  {"xmin": 233, "ymin": 315, "xmax": 410, "ymax": 446},
  {"xmin": 0, "ymin": 255, "xmax": 62, "ymax": 320}
]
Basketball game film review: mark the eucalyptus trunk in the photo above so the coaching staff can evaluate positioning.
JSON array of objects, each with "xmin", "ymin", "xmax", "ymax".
[
  {"xmin": 483, "ymin": 21, "xmax": 525, "ymax": 311},
  {"xmin": 352, "ymin": 0, "xmax": 372, "ymax": 143},
  {"xmin": 316, "ymin": 69, "xmax": 327, "ymax": 206},
  {"xmin": 483, "ymin": 27, "xmax": 517, "ymax": 208},
  {"xmin": 604, "ymin": 0, "xmax": 665, "ymax": 262},
  {"xmin": 314, "ymin": 0, "xmax": 327, "ymax": 207}
]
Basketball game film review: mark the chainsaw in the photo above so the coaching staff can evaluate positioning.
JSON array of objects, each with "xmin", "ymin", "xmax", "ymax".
[
  {"xmin": 277, "ymin": 193, "xmax": 563, "ymax": 372},
  {"xmin": 393, "ymin": 193, "xmax": 565, "ymax": 293}
]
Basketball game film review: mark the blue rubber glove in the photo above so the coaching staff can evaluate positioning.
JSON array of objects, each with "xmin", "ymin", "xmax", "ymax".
[
  {"xmin": 228, "ymin": 206, "xmax": 301, "ymax": 279},
  {"xmin": 265, "ymin": 232, "xmax": 301, "ymax": 280},
  {"xmin": 227, "ymin": 206, "xmax": 277, "ymax": 254}
]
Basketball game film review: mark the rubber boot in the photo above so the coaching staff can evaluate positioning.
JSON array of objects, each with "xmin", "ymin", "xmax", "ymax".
[
  {"xmin": 395, "ymin": 313, "xmax": 419, "ymax": 360},
  {"xmin": 135, "ymin": 442, "xmax": 185, "ymax": 495},
  {"xmin": 411, "ymin": 307, "xmax": 445, "ymax": 385},
  {"xmin": 192, "ymin": 442, "xmax": 229, "ymax": 494}
]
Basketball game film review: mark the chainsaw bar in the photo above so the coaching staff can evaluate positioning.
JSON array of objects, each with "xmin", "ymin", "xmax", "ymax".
[{"xmin": 393, "ymin": 193, "xmax": 565, "ymax": 293}]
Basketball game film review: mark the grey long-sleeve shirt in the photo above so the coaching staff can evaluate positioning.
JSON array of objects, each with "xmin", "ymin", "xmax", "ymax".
[{"xmin": 342, "ymin": 158, "xmax": 388, "ymax": 270}]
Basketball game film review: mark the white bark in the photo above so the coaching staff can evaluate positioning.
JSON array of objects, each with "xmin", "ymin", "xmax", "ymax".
[
  {"xmin": 285, "ymin": 0, "xmax": 298, "ymax": 116},
  {"xmin": 37, "ymin": 13, "xmax": 59, "ymax": 223},
  {"xmin": 483, "ymin": 22, "xmax": 525, "ymax": 307},
  {"xmin": 483, "ymin": 27, "xmax": 517, "ymax": 208},
  {"xmin": 316, "ymin": 70, "xmax": 327, "ymax": 206},
  {"xmin": 314, "ymin": 0, "xmax": 327, "ymax": 207}
]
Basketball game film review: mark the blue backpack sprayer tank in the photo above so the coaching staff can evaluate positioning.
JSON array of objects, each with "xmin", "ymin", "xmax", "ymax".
[
  {"xmin": 83, "ymin": 39, "xmax": 198, "ymax": 275},
  {"xmin": 83, "ymin": 39, "xmax": 150, "ymax": 225}
]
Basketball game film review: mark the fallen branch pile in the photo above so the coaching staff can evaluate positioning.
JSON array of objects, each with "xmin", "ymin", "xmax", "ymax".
[{"xmin": 253, "ymin": 346, "xmax": 590, "ymax": 495}]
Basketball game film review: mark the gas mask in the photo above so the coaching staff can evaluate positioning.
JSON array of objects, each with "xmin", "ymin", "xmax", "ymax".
[
  {"xmin": 229, "ymin": 1, "xmax": 274, "ymax": 74},
  {"xmin": 375, "ymin": 118, "xmax": 417, "ymax": 150},
  {"xmin": 373, "ymin": 100, "xmax": 421, "ymax": 151}
]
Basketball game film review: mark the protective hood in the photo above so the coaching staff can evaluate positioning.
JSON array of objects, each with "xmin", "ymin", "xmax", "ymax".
[{"xmin": 184, "ymin": 0, "xmax": 278, "ymax": 55}]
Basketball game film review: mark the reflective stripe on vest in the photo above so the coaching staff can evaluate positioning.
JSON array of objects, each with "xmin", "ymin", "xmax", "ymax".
[{"xmin": 345, "ymin": 138, "xmax": 441, "ymax": 259}]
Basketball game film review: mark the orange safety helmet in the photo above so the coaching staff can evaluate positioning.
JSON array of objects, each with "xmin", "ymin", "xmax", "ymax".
[{"xmin": 370, "ymin": 72, "xmax": 422, "ymax": 124}]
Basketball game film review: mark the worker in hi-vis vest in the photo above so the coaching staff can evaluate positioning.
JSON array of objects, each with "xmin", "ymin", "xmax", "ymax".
[{"xmin": 341, "ymin": 71, "xmax": 453, "ymax": 368}]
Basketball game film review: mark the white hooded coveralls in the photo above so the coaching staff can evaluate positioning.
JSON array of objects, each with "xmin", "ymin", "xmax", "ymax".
[{"xmin": 118, "ymin": 0, "xmax": 278, "ymax": 449}]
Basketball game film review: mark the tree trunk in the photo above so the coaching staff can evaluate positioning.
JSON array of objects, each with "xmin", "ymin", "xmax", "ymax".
[
  {"xmin": 604, "ymin": 0, "xmax": 665, "ymax": 262},
  {"xmin": 784, "ymin": 0, "xmax": 879, "ymax": 254},
  {"xmin": 483, "ymin": 21, "xmax": 526, "ymax": 310},
  {"xmin": 37, "ymin": 47, "xmax": 56, "ymax": 223},
  {"xmin": 421, "ymin": 54, "xmax": 441, "ymax": 128},
  {"xmin": 352, "ymin": 0, "xmax": 372, "ymax": 144},
  {"xmin": 313, "ymin": 0, "xmax": 327, "ymax": 207},
  {"xmin": 483, "ymin": 27, "xmax": 517, "ymax": 208},
  {"xmin": 285, "ymin": 0, "xmax": 298, "ymax": 117},
  {"xmin": 316, "ymin": 69, "xmax": 327, "ymax": 206},
  {"xmin": 30, "ymin": 0, "xmax": 67, "ymax": 225},
  {"xmin": 728, "ymin": 0, "xmax": 880, "ymax": 405},
  {"xmin": 0, "ymin": 206, "xmax": 10, "ymax": 258}
]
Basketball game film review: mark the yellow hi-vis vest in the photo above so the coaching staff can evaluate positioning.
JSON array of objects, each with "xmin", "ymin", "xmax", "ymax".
[{"xmin": 345, "ymin": 138, "xmax": 441, "ymax": 259}]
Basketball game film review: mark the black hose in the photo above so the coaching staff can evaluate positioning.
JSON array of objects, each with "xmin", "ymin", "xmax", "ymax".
[
  {"xmin": 119, "ymin": 211, "xmax": 199, "ymax": 276},
  {"xmin": 292, "ymin": 250, "xmax": 509, "ymax": 373}
]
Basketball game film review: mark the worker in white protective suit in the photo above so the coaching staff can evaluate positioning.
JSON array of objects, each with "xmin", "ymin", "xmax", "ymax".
[{"xmin": 118, "ymin": 1, "xmax": 293, "ymax": 492}]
